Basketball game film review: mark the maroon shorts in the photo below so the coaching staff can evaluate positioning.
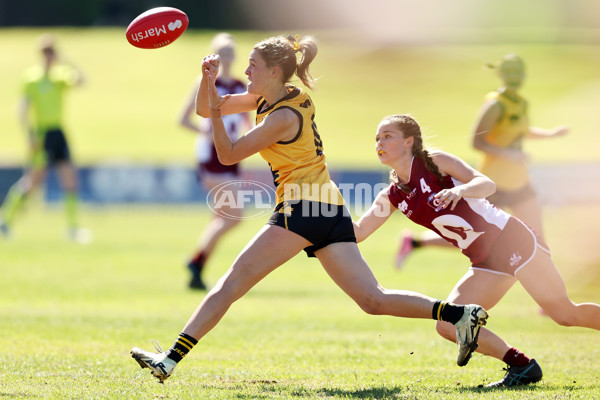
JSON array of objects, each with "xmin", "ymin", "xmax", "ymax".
[
  {"xmin": 196, "ymin": 162, "xmax": 239, "ymax": 186},
  {"xmin": 471, "ymin": 217, "xmax": 550, "ymax": 277}
]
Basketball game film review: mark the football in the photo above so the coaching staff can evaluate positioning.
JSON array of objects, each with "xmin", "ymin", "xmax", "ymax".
[{"xmin": 126, "ymin": 7, "xmax": 189, "ymax": 49}]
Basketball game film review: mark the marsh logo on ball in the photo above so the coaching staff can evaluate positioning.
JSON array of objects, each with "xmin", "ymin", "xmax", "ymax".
[
  {"xmin": 129, "ymin": 20, "xmax": 182, "ymax": 44},
  {"xmin": 126, "ymin": 7, "xmax": 189, "ymax": 49},
  {"xmin": 207, "ymin": 180, "xmax": 275, "ymax": 220},
  {"xmin": 168, "ymin": 20, "xmax": 183, "ymax": 31}
]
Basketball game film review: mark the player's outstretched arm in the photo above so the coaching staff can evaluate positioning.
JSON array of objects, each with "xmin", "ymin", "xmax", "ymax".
[{"xmin": 353, "ymin": 189, "xmax": 395, "ymax": 243}]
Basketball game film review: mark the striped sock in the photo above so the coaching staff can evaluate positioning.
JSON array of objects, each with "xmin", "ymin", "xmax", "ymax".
[
  {"xmin": 432, "ymin": 300, "xmax": 464, "ymax": 324},
  {"xmin": 166, "ymin": 332, "xmax": 198, "ymax": 363}
]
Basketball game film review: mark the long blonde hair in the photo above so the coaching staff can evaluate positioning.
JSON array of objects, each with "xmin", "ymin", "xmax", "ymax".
[{"xmin": 253, "ymin": 35, "xmax": 318, "ymax": 89}]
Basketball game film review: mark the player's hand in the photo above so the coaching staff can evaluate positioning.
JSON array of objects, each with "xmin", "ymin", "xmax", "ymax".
[
  {"xmin": 552, "ymin": 125, "xmax": 569, "ymax": 137},
  {"xmin": 206, "ymin": 69, "xmax": 230, "ymax": 111},
  {"xmin": 202, "ymin": 54, "xmax": 220, "ymax": 79},
  {"xmin": 434, "ymin": 188, "xmax": 463, "ymax": 211}
]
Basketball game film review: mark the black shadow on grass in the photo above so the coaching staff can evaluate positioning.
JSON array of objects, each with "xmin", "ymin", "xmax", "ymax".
[
  {"xmin": 202, "ymin": 381, "xmax": 408, "ymax": 399},
  {"xmin": 311, "ymin": 386, "xmax": 407, "ymax": 399},
  {"xmin": 456, "ymin": 381, "xmax": 593, "ymax": 394}
]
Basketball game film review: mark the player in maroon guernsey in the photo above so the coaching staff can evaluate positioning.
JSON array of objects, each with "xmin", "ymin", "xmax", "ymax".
[
  {"xmin": 178, "ymin": 33, "xmax": 252, "ymax": 290},
  {"xmin": 353, "ymin": 114, "xmax": 600, "ymax": 387}
]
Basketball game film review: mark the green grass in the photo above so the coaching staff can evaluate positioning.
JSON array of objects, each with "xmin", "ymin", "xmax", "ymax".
[
  {"xmin": 1, "ymin": 28, "xmax": 600, "ymax": 169},
  {"xmin": 1, "ymin": 27, "xmax": 599, "ymax": 399},
  {"xmin": 0, "ymin": 203, "xmax": 598, "ymax": 399}
]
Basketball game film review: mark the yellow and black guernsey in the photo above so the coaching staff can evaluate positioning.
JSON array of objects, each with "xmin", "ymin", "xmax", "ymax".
[
  {"xmin": 478, "ymin": 90, "xmax": 530, "ymax": 191},
  {"xmin": 256, "ymin": 85, "xmax": 345, "ymax": 210}
]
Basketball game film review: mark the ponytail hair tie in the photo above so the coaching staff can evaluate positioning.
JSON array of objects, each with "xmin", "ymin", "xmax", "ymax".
[{"xmin": 287, "ymin": 34, "xmax": 301, "ymax": 52}]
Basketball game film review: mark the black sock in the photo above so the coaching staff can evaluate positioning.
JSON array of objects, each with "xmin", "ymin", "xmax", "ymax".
[
  {"xmin": 432, "ymin": 300, "xmax": 464, "ymax": 324},
  {"xmin": 165, "ymin": 332, "xmax": 198, "ymax": 363}
]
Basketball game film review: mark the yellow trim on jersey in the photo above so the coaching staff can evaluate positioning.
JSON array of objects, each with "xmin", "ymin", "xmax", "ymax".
[
  {"xmin": 478, "ymin": 90, "xmax": 530, "ymax": 191},
  {"xmin": 256, "ymin": 85, "xmax": 345, "ymax": 206}
]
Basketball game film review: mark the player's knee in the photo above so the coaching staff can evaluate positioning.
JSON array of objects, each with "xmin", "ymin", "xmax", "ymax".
[
  {"xmin": 542, "ymin": 302, "xmax": 579, "ymax": 327},
  {"xmin": 210, "ymin": 275, "xmax": 245, "ymax": 304},
  {"xmin": 435, "ymin": 320, "xmax": 455, "ymax": 340},
  {"xmin": 546, "ymin": 310, "xmax": 578, "ymax": 327}
]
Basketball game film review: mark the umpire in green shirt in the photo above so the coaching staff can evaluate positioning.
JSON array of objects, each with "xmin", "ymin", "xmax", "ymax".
[{"xmin": 1, "ymin": 34, "xmax": 91, "ymax": 243}]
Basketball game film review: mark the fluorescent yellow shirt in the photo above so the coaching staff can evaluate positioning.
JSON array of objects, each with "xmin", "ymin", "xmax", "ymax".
[
  {"xmin": 478, "ymin": 90, "xmax": 530, "ymax": 191},
  {"xmin": 256, "ymin": 85, "xmax": 344, "ymax": 207},
  {"xmin": 23, "ymin": 64, "xmax": 79, "ymax": 136}
]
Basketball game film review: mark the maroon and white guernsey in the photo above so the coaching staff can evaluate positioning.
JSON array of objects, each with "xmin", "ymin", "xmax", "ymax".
[{"xmin": 386, "ymin": 157, "xmax": 511, "ymax": 264}]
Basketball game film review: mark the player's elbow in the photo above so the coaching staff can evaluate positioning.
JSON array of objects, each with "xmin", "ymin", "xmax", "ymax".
[
  {"xmin": 485, "ymin": 178, "xmax": 496, "ymax": 196},
  {"xmin": 196, "ymin": 108, "xmax": 209, "ymax": 118},
  {"xmin": 217, "ymin": 154, "xmax": 237, "ymax": 166}
]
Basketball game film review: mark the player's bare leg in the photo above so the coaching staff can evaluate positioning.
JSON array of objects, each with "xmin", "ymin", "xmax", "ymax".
[
  {"xmin": 517, "ymin": 250, "xmax": 600, "ymax": 330},
  {"xmin": 435, "ymin": 269, "xmax": 517, "ymax": 360},
  {"xmin": 317, "ymin": 242, "xmax": 488, "ymax": 365},
  {"xmin": 188, "ymin": 176, "xmax": 241, "ymax": 289},
  {"xmin": 133, "ymin": 225, "xmax": 310, "ymax": 382},
  {"xmin": 318, "ymin": 242, "xmax": 436, "ymax": 317},
  {"xmin": 182, "ymin": 225, "xmax": 310, "ymax": 337}
]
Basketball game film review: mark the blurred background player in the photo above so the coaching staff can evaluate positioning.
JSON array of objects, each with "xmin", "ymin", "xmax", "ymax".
[
  {"xmin": 395, "ymin": 54, "xmax": 568, "ymax": 268},
  {"xmin": 178, "ymin": 33, "xmax": 252, "ymax": 289},
  {"xmin": 0, "ymin": 34, "xmax": 91, "ymax": 243}
]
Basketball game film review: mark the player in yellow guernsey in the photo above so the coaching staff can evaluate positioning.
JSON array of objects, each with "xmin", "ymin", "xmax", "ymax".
[
  {"xmin": 130, "ymin": 34, "xmax": 489, "ymax": 383},
  {"xmin": 472, "ymin": 54, "xmax": 568, "ymax": 241},
  {"xmin": 256, "ymin": 85, "xmax": 344, "ymax": 210},
  {"xmin": 0, "ymin": 34, "xmax": 91, "ymax": 243},
  {"xmin": 395, "ymin": 54, "xmax": 568, "ymax": 268}
]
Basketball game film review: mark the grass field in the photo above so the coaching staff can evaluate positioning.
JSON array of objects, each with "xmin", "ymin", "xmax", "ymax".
[
  {"xmin": 0, "ymin": 202, "xmax": 598, "ymax": 399},
  {"xmin": 1, "ymin": 27, "xmax": 599, "ymax": 399},
  {"xmin": 1, "ymin": 28, "xmax": 600, "ymax": 168}
]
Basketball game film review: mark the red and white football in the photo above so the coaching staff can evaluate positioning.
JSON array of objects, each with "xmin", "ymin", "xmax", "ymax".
[{"xmin": 126, "ymin": 7, "xmax": 189, "ymax": 49}]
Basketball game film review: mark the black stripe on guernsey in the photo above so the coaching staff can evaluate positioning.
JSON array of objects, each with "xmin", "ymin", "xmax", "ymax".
[
  {"xmin": 256, "ymin": 87, "xmax": 301, "ymax": 114},
  {"xmin": 275, "ymin": 106, "xmax": 303, "ymax": 144}
]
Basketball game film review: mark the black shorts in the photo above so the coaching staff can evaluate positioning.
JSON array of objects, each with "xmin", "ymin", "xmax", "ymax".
[
  {"xmin": 267, "ymin": 200, "xmax": 356, "ymax": 257},
  {"xmin": 43, "ymin": 128, "xmax": 71, "ymax": 165},
  {"xmin": 487, "ymin": 183, "xmax": 537, "ymax": 208}
]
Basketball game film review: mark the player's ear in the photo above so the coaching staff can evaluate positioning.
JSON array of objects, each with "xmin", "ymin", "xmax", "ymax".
[{"xmin": 270, "ymin": 65, "xmax": 280, "ymax": 79}]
